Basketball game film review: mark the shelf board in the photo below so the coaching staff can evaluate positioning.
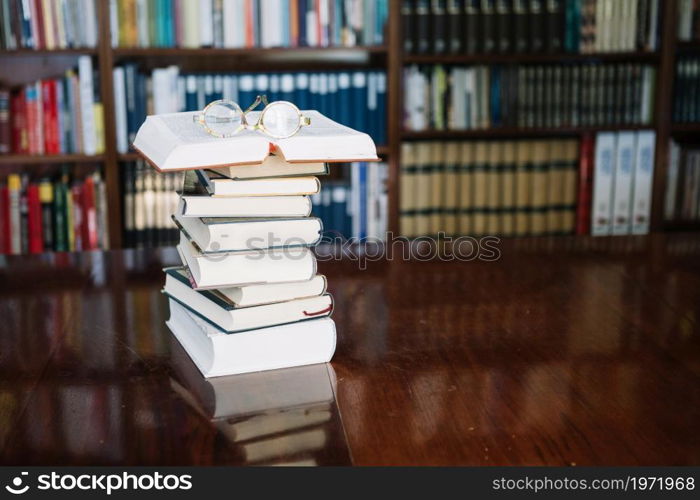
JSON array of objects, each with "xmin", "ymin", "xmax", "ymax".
[
  {"xmin": 676, "ymin": 41, "xmax": 700, "ymax": 51},
  {"xmin": 402, "ymin": 51, "xmax": 660, "ymax": 64},
  {"xmin": 402, "ymin": 126, "xmax": 655, "ymax": 140},
  {"xmin": 670, "ymin": 123, "xmax": 700, "ymax": 134},
  {"xmin": 0, "ymin": 48, "xmax": 98, "ymax": 57},
  {"xmin": 664, "ymin": 220, "xmax": 700, "ymax": 232},
  {"xmin": 0, "ymin": 154, "xmax": 105, "ymax": 165},
  {"xmin": 113, "ymin": 46, "xmax": 388, "ymax": 57}
]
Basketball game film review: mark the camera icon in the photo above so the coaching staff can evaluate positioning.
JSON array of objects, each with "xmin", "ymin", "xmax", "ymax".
[{"xmin": 5, "ymin": 472, "xmax": 29, "ymax": 495}]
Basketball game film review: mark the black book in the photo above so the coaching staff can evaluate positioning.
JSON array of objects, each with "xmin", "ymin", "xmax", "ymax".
[
  {"xmin": 19, "ymin": 176, "xmax": 28, "ymax": 254},
  {"xmin": 123, "ymin": 165, "xmax": 134, "ymax": 248},
  {"xmin": 415, "ymin": 0, "xmax": 431, "ymax": 54},
  {"xmin": 545, "ymin": 0, "xmax": 563, "ymax": 53},
  {"xmin": 604, "ymin": 64, "xmax": 616, "ymax": 125},
  {"xmin": 528, "ymin": 0, "xmax": 544, "ymax": 52},
  {"xmin": 463, "ymin": 0, "xmax": 480, "ymax": 53},
  {"xmin": 495, "ymin": 0, "xmax": 512, "ymax": 53},
  {"xmin": 447, "ymin": 0, "xmax": 463, "ymax": 53},
  {"xmin": 431, "ymin": 0, "xmax": 448, "ymax": 53},
  {"xmin": 615, "ymin": 65, "xmax": 626, "ymax": 125},
  {"xmin": 570, "ymin": 65, "xmax": 580, "ymax": 127},
  {"xmin": 534, "ymin": 65, "xmax": 545, "ymax": 128},
  {"xmin": 513, "ymin": 0, "xmax": 529, "ymax": 52},
  {"xmin": 39, "ymin": 179, "xmax": 54, "ymax": 251},
  {"xmin": 552, "ymin": 66, "xmax": 562, "ymax": 127},
  {"xmin": 630, "ymin": 64, "xmax": 642, "ymax": 124},
  {"xmin": 481, "ymin": 0, "xmax": 496, "ymax": 53},
  {"xmin": 516, "ymin": 66, "xmax": 528, "ymax": 127},
  {"xmin": 402, "ymin": 0, "xmax": 414, "ymax": 53},
  {"xmin": 636, "ymin": 0, "xmax": 649, "ymax": 50}
]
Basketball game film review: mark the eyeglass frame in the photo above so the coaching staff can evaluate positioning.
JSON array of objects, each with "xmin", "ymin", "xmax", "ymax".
[{"xmin": 192, "ymin": 95, "xmax": 311, "ymax": 139}]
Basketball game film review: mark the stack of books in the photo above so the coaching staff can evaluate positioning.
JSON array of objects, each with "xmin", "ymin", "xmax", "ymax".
[{"xmin": 133, "ymin": 107, "xmax": 377, "ymax": 377}]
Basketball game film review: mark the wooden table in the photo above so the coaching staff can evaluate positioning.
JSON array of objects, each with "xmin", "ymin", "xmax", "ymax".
[{"xmin": 0, "ymin": 234, "xmax": 699, "ymax": 466}]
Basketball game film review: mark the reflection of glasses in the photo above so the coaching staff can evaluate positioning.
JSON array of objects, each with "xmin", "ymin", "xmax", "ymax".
[{"xmin": 192, "ymin": 95, "xmax": 311, "ymax": 139}]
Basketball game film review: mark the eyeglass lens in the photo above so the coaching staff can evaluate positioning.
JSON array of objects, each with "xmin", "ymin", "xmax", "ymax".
[
  {"xmin": 261, "ymin": 102, "xmax": 301, "ymax": 138},
  {"xmin": 203, "ymin": 101, "xmax": 243, "ymax": 136}
]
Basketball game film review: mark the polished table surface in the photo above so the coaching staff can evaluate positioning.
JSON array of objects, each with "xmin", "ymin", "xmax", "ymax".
[{"xmin": 0, "ymin": 234, "xmax": 699, "ymax": 466}]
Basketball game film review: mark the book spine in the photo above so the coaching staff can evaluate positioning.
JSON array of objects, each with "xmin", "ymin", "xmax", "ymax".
[
  {"xmin": 8, "ymin": 174, "xmax": 21, "ymax": 254},
  {"xmin": 39, "ymin": 179, "xmax": 54, "ymax": 251},
  {"xmin": 431, "ymin": 0, "xmax": 447, "ymax": 53},
  {"xmin": 495, "ymin": 0, "xmax": 512, "ymax": 53},
  {"xmin": 415, "ymin": 0, "xmax": 430, "ymax": 53},
  {"xmin": 591, "ymin": 132, "xmax": 615, "ymax": 236},
  {"xmin": 575, "ymin": 133, "xmax": 593, "ymax": 234},
  {"xmin": 513, "ymin": 0, "xmax": 528, "ymax": 52},
  {"xmin": 27, "ymin": 182, "xmax": 43, "ymax": 253},
  {"xmin": 631, "ymin": 130, "xmax": 655, "ymax": 234},
  {"xmin": 0, "ymin": 88, "xmax": 9, "ymax": 154}
]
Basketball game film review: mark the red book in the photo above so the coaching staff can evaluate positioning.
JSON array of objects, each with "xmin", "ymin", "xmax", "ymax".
[
  {"xmin": 42, "ymin": 80, "xmax": 60, "ymax": 154},
  {"xmin": 81, "ymin": 176, "xmax": 98, "ymax": 250},
  {"xmin": 10, "ymin": 92, "xmax": 28, "ymax": 154},
  {"xmin": 575, "ymin": 134, "xmax": 594, "ymax": 235},
  {"xmin": 0, "ymin": 89, "xmax": 9, "ymax": 154},
  {"xmin": 0, "ymin": 184, "xmax": 9, "ymax": 254},
  {"xmin": 71, "ymin": 182, "xmax": 84, "ymax": 251},
  {"xmin": 244, "ymin": 0, "xmax": 254, "ymax": 47},
  {"xmin": 27, "ymin": 183, "xmax": 44, "ymax": 254},
  {"xmin": 31, "ymin": 0, "xmax": 44, "ymax": 50}
]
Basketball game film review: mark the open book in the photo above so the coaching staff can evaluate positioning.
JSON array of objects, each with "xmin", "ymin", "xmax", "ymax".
[{"xmin": 133, "ymin": 110, "xmax": 379, "ymax": 171}]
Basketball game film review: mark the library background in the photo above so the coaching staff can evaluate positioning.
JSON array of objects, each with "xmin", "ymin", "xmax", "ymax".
[
  {"xmin": 1, "ymin": 0, "xmax": 700, "ymax": 471},
  {"xmin": 0, "ymin": 0, "xmax": 698, "ymax": 254}
]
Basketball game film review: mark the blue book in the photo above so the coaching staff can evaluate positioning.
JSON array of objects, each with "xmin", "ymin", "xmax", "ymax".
[
  {"xmin": 123, "ymin": 65, "xmax": 137, "ymax": 144},
  {"xmin": 327, "ymin": 73, "xmax": 338, "ymax": 121},
  {"xmin": 268, "ymin": 74, "xmax": 280, "ymax": 102},
  {"xmin": 281, "ymin": 0, "xmax": 290, "ymax": 46},
  {"xmin": 351, "ymin": 72, "xmax": 368, "ymax": 133},
  {"xmin": 294, "ymin": 73, "xmax": 310, "ymax": 109},
  {"xmin": 337, "ymin": 73, "xmax": 351, "ymax": 126},
  {"xmin": 309, "ymin": 74, "xmax": 320, "ymax": 113},
  {"xmin": 55, "ymin": 79, "xmax": 65, "ymax": 153},
  {"xmin": 213, "ymin": 75, "xmax": 224, "ymax": 101},
  {"xmin": 185, "ymin": 75, "xmax": 198, "ymax": 110},
  {"xmin": 321, "ymin": 189, "xmax": 333, "ymax": 236},
  {"xmin": 376, "ymin": 72, "xmax": 387, "ymax": 145},
  {"xmin": 298, "ymin": 0, "xmax": 308, "ymax": 46},
  {"xmin": 310, "ymin": 192, "xmax": 323, "ymax": 226},
  {"xmin": 358, "ymin": 163, "xmax": 368, "ymax": 239},
  {"xmin": 331, "ymin": 186, "xmax": 345, "ymax": 238},
  {"xmin": 343, "ymin": 185, "xmax": 353, "ymax": 239},
  {"xmin": 204, "ymin": 75, "xmax": 216, "ymax": 103},
  {"xmin": 333, "ymin": 0, "xmax": 343, "ymax": 45},
  {"xmin": 238, "ymin": 75, "xmax": 256, "ymax": 108},
  {"xmin": 254, "ymin": 74, "xmax": 269, "ymax": 103},
  {"xmin": 281, "ymin": 74, "xmax": 295, "ymax": 102},
  {"xmin": 367, "ymin": 72, "xmax": 378, "ymax": 144},
  {"xmin": 490, "ymin": 66, "xmax": 501, "ymax": 127},
  {"xmin": 164, "ymin": 0, "xmax": 175, "ymax": 47}
]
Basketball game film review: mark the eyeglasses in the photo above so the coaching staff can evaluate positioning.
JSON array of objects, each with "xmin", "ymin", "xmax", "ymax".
[{"xmin": 192, "ymin": 95, "xmax": 311, "ymax": 139}]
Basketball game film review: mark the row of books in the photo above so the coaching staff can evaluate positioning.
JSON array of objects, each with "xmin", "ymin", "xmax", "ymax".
[
  {"xmin": 586, "ymin": 131, "xmax": 656, "ymax": 236},
  {"xmin": 0, "ymin": 0, "xmax": 98, "ymax": 51},
  {"xmin": 113, "ymin": 65, "xmax": 387, "ymax": 153},
  {"xmin": 122, "ymin": 161, "xmax": 182, "ymax": 248},
  {"xmin": 678, "ymin": 0, "xmax": 700, "ymax": 42},
  {"xmin": 0, "ymin": 169, "xmax": 109, "ymax": 255},
  {"xmin": 399, "ymin": 139, "xmax": 579, "ymax": 237},
  {"xmin": 673, "ymin": 57, "xmax": 700, "ymax": 124},
  {"xmin": 403, "ymin": 63, "xmax": 655, "ymax": 131},
  {"xmin": 0, "ymin": 56, "xmax": 103, "ymax": 155},
  {"xmin": 402, "ymin": 0, "xmax": 659, "ymax": 55},
  {"xmin": 665, "ymin": 141, "xmax": 700, "ymax": 222},
  {"xmin": 311, "ymin": 162, "xmax": 389, "ymax": 241},
  {"xmin": 110, "ymin": 0, "xmax": 388, "ymax": 49}
]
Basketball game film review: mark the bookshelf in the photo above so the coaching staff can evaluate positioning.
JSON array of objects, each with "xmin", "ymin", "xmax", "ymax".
[{"xmin": 0, "ymin": 0, "xmax": 698, "ymax": 249}]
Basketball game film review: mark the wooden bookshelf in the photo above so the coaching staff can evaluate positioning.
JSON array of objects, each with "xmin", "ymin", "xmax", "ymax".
[
  {"xmin": 1, "ymin": 0, "xmax": 698, "ymax": 249},
  {"xmin": 403, "ymin": 51, "xmax": 661, "ymax": 64},
  {"xmin": 0, "ymin": 154, "xmax": 106, "ymax": 165}
]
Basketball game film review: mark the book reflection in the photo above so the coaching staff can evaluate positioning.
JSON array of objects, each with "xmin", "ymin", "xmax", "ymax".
[{"xmin": 168, "ymin": 335, "xmax": 344, "ymax": 466}]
